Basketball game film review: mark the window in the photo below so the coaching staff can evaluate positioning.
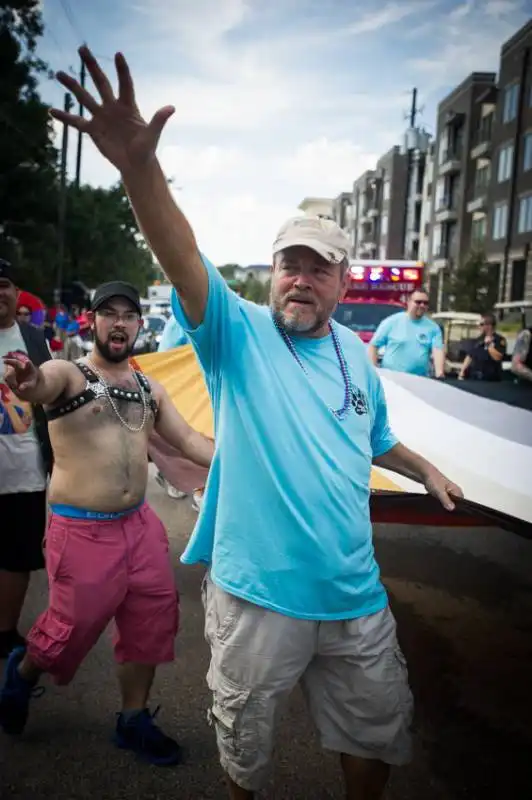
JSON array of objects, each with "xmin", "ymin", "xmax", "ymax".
[
  {"xmin": 435, "ymin": 177, "xmax": 446, "ymax": 209},
  {"xmin": 518, "ymin": 194, "xmax": 532, "ymax": 234},
  {"xmin": 497, "ymin": 144, "xmax": 514, "ymax": 182},
  {"xmin": 492, "ymin": 203, "xmax": 508, "ymax": 240},
  {"xmin": 474, "ymin": 164, "xmax": 490, "ymax": 194},
  {"xmin": 502, "ymin": 83, "xmax": 519, "ymax": 123},
  {"xmin": 471, "ymin": 216, "xmax": 487, "ymax": 246},
  {"xmin": 510, "ymin": 260, "xmax": 526, "ymax": 301},
  {"xmin": 523, "ymin": 132, "xmax": 532, "ymax": 172},
  {"xmin": 380, "ymin": 214, "xmax": 389, "ymax": 236},
  {"xmin": 438, "ymin": 128, "xmax": 450, "ymax": 164},
  {"xmin": 382, "ymin": 180, "xmax": 390, "ymax": 201},
  {"xmin": 432, "ymin": 224, "xmax": 442, "ymax": 256}
]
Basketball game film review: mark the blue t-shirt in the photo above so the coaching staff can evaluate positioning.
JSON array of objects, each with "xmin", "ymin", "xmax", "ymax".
[
  {"xmin": 371, "ymin": 311, "xmax": 443, "ymax": 376},
  {"xmin": 172, "ymin": 256, "xmax": 398, "ymax": 621},
  {"xmin": 158, "ymin": 316, "xmax": 189, "ymax": 352}
]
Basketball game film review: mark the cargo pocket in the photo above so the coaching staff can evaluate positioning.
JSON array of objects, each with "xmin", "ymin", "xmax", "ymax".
[
  {"xmin": 202, "ymin": 574, "xmax": 242, "ymax": 646},
  {"xmin": 29, "ymin": 616, "xmax": 74, "ymax": 664},
  {"xmin": 44, "ymin": 526, "xmax": 69, "ymax": 583},
  {"xmin": 209, "ymin": 672, "xmax": 256, "ymax": 767},
  {"xmin": 390, "ymin": 647, "xmax": 414, "ymax": 721}
]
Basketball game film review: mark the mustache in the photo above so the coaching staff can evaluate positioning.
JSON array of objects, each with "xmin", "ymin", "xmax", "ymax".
[{"xmin": 284, "ymin": 293, "xmax": 315, "ymax": 304}]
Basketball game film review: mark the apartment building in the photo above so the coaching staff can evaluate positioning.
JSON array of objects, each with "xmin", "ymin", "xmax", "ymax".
[
  {"xmin": 403, "ymin": 130, "xmax": 432, "ymax": 261},
  {"xmin": 418, "ymin": 142, "xmax": 435, "ymax": 266},
  {"xmin": 483, "ymin": 20, "xmax": 532, "ymax": 303},
  {"xmin": 332, "ymin": 191, "xmax": 353, "ymax": 246},
  {"xmin": 428, "ymin": 72, "xmax": 497, "ymax": 309},
  {"xmin": 349, "ymin": 147, "xmax": 408, "ymax": 260}
]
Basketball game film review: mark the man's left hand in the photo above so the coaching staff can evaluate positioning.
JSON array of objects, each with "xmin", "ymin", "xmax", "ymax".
[{"xmin": 424, "ymin": 468, "xmax": 464, "ymax": 511}]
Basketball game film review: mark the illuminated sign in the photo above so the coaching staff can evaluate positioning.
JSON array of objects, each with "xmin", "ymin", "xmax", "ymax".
[
  {"xmin": 349, "ymin": 266, "xmax": 422, "ymax": 284},
  {"xmin": 403, "ymin": 268, "xmax": 420, "ymax": 281}
]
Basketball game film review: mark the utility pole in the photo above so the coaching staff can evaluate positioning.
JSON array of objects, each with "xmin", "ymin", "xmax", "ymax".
[
  {"xmin": 74, "ymin": 53, "xmax": 86, "ymax": 188},
  {"xmin": 56, "ymin": 92, "xmax": 73, "ymax": 306},
  {"xmin": 409, "ymin": 87, "xmax": 418, "ymax": 128},
  {"xmin": 402, "ymin": 88, "xmax": 419, "ymax": 260}
]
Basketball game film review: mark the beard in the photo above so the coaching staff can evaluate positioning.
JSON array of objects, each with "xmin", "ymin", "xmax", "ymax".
[
  {"xmin": 270, "ymin": 293, "xmax": 326, "ymax": 336},
  {"xmin": 93, "ymin": 331, "xmax": 135, "ymax": 363}
]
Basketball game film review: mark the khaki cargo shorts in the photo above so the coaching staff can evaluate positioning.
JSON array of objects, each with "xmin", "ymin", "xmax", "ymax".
[{"xmin": 202, "ymin": 574, "xmax": 413, "ymax": 792}]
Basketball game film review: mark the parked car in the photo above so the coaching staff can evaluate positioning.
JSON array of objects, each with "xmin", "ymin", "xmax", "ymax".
[{"xmin": 142, "ymin": 314, "xmax": 168, "ymax": 352}]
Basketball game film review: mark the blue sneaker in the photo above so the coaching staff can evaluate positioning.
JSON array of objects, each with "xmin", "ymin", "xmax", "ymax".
[
  {"xmin": 114, "ymin": 707, "xmax": 181, "ymax": 766},
  {"xmin": 0, "ymin": 646, "xmax": 43, "ymax": 735}
]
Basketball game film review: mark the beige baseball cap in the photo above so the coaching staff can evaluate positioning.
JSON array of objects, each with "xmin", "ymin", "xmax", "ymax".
[{"xmin": 272, "ymin": 215, "xmax": 350, "ymax": 264}]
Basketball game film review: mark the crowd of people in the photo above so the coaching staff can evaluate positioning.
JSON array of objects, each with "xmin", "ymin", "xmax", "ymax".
[
  {"xmin": 367, "ymin": 289, "xmax": 532, "ymax": 386},
  {"xmin": 0, "ymin": 46, "xmax": 469, "ymax": 800}
]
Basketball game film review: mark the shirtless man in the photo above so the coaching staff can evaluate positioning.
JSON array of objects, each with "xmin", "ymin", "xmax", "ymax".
[{"xmin": 0, "ymin": 280, "xmax": 213, "ymax": 765}]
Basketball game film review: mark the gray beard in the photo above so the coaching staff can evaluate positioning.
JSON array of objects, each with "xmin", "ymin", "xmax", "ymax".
[{"xmin": 271, "ymin": 307, "xmax": 323, "ymax": 336}]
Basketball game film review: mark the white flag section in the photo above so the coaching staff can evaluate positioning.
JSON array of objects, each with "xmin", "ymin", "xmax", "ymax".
[{"xmin": 377, "ymin": 370, "xmax": 532, "ymax": 525}]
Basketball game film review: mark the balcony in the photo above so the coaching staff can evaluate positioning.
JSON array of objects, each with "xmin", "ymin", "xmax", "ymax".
[
  {"xmin": 439, "ymin": 148, "xmax": 462, "ymax": 175},
  {"xmin": 435, "ymin": 196, "xmax": 458, "ymax": 223},
  {"xmin": 471, "ymin": 137, "xmax": 491, "ymax": 160},
  {"xmin": 470, "ymin": 115, "xmax": 493, "ymax": 160},
  {"xmin": 432, "ymin": 243, "xmax": 452, "ymax": 271},
  {"xmin": 466, "ymin": 192, "xmax": 488, "ymax": 214}
]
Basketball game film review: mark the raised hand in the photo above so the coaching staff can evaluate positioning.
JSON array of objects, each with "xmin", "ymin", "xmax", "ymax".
[
  {"xmin": 3, "ymin": 352, "xmax": 40, "ymax": 398},
  {"xmin": 50, "ymin": 46, "xmax": 175, "ymax": 173}
]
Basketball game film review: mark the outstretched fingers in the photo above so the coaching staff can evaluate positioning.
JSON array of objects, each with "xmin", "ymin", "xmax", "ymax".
[
  {"xmin": 56, "ymin": 70, "xmax": 100, "ymax": 115},
  {"xmin": 115, "ymin": 52, "xmax": 136, "ymax": 105},
  {"xmin": 49, "ymin": 108, "xmax": 91, "ymax": 132},
  {"xmin": 148, "ymin": 106, "xmax": 176, "ymax": 142},
  {"xmin": 79, "ymin": 45, "xmax": 115, "ymax": 103}
]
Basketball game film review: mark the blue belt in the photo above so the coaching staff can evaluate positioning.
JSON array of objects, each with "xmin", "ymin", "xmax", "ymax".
[{"xmin": 50, "ymin": 502, "xmax": 143, "ymax": 521}]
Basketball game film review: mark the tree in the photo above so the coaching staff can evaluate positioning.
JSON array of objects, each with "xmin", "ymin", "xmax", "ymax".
[
  {"xmin": 0, "ymin": 2, "xmax": 156, "ymax": 302},
  {"xmin": 242, "ymin": 275, "xmax": 270, "ymax": 304},
  {"xmin": 0, "ymin": 1, "xmax": 59, "ymax": 286},
  {"xmin": 63, "ymin": 183, "xmax": 156, "ymax": 296},
  {"xmin": 218, "ymin": 264, "xmax": 239, "ymax": 280},
  {"xmin": 448, "ymin": 249, "xmax": 499, "ymax": 313}
]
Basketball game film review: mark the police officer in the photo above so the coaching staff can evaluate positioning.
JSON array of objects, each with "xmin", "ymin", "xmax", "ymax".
[{"xmin": 458, "ymin": 312, "xmax": 507, "ymax": 381}]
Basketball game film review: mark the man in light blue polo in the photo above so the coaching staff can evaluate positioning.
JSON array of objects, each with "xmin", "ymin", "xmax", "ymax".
[
  {"xmin": 54, "ymin": 50, "xmax": 464, "ymax": 799},
  {"xmin": 368, "ymin": 290, "xmax": 445, "ymax": 378}
]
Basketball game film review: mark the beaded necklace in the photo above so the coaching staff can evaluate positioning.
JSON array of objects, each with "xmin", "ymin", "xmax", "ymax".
[
  {"xmin": 273, "ymin": 316, "xmax": 353, "ymax": 420},
  {"xmin": 87, "ymin": 360, "xmax": 148, "ymax": 433}
]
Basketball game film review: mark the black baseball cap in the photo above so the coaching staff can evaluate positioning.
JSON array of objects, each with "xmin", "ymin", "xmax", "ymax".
[
  {"xmin": 0, "ymin": 259, "xmax": 15, "ymax": 284},
  {"xmin": 91, "ymin": 281, "xmax": 141, "ymax": 315}
]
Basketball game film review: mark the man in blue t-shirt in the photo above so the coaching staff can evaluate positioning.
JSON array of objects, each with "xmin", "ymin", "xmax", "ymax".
[
  {"xmin": 368, "ymin": 290, "xmax": 445, "ymax": 378},
  {"xmin": 53, "ymin": 54, "xmax": 463, "ymax": 799}
]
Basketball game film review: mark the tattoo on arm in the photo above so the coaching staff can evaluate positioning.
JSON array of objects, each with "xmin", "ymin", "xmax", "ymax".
[{"xmin": 513, "ymin": 330, "xmax": 531, "ymax": 361}]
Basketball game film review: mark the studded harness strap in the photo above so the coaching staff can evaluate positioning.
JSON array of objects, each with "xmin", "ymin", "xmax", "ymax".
[{"xmin": 45, "ymin": 361, "xmax": 158, "ymax": 422}]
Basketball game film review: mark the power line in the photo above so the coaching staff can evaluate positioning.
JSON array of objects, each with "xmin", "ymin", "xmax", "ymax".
[{"xmin": 57, "ymin": 0, "xmax": 84, "ymax": 44}]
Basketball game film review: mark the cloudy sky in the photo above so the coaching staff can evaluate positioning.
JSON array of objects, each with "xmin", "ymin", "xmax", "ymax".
[{"xmin": 38, "ymin": 0, "xmax": 530, "ymax": 266}]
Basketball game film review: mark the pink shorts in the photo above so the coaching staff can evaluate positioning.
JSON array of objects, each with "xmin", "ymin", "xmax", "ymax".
[{"xmin": 27, "ymin": 502, "xmax": 179, "ymax": 686}]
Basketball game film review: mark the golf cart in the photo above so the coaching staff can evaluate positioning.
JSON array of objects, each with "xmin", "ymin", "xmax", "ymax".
[{"xmin": 431, "ymin": 312, "xmax": 481, "ymax": 376}]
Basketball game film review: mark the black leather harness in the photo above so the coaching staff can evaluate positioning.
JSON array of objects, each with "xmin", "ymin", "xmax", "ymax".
[{"xmin": 45, "ymin": 361, "xmax": 158, "ymax": 422}]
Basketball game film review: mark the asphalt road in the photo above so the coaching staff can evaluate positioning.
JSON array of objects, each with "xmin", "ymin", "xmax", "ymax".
[{"xmin": 1, "ymin": 477, "xmax": 532, "ymax": 799}]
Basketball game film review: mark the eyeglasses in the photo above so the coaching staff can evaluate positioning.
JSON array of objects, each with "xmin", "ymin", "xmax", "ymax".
[
  {"xmin": 413, "ymin": 300, "xmax": 429, "ymax": 306},
  {"xmin": 97, "ymin": 309, "xmax": 140, "ymax": 324}
]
